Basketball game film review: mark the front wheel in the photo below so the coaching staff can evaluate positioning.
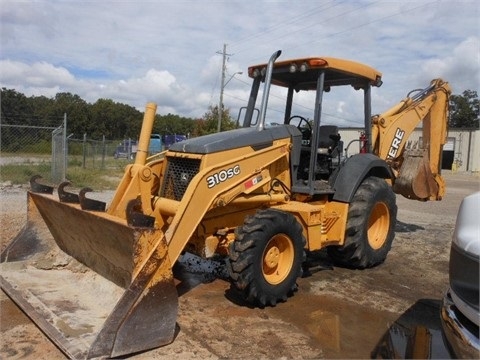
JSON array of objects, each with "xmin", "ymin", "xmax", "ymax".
[
  {"xmin": 327, "ymin": 176, "xmax": 397, "ymax": 269},
  {"xmin": 228, "ymin": 209, "xmax": 306, "ymax": 307}
]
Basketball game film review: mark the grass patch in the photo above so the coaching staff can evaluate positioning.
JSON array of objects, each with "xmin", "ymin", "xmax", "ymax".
[
  {"xmin": 66, "ymin": 167, "xmax": 123, "ymax": 190},
  {"xmin": 0, "ymin": 163, "xmax": 51, "ymax": 184},
  {"xmin": 0, "ymin": 163, "xmax": 124, "ymax": 190}
]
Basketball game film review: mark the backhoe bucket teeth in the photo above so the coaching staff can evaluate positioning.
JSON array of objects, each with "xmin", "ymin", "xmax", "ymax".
[
  {"xmin": 0, "ymin": 191, "xmax": 178, "ymax": 359},
  {"xmin": 393, "ymin": 149, "xmax": 442, "ymax": 201}
]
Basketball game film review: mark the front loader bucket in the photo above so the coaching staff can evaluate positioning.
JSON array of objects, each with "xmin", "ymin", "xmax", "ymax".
[
  {"xmin": 393, "ymin": 149, "xmax": 445, "ymax": 201},
  {"xmin": 0, "ymin": 191, "xmax": 178, "ymax": 359}
]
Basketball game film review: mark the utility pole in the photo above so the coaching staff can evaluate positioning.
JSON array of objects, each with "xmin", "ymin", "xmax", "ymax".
[{"xmin": 217, "ymin": 43, "xmax": 231, "ymax": 133}]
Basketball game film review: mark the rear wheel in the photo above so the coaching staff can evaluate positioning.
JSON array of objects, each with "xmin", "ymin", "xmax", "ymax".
[
  {"xmin": 328, "ymin": 176, "xmax": 397, "ymax": 269},
  {"xmin": 228, "ymin": 209, "xmax": 306, "ymax": 307}
]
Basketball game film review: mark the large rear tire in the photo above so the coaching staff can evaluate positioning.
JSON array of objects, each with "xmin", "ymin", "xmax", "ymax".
[
  {"xmin": 228, "ymin": 209, "xmax": 306, "ymax": 307},
  {"xmin": 328, "ymin": 176, "xmax": 397, "ymax": 269}
]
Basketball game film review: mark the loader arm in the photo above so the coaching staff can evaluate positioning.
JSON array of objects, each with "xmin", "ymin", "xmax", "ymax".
[
  {"xmin": 370, "ymin": 79, "xmax": 451, "ymax": 200},
  {"xmin": 107, "ymin": 102, "xmax": 166, "ymax": 220}
]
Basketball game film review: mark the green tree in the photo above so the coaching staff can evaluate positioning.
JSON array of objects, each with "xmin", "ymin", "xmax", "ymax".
[
  {"xmin": 0, "ymin": 88, "xmax": 36, "ymax": 150},
  {"xmin": 195, "ymin": 105, "xmax": 236, "ymax": 135},
  {"xmin": 30, "ymin": 95, "xmax": 56, "ymax": 126},
  {"xmin": 48, "ymin": 93, "xmax": 91, "ymax": 138},
  {"xmin": 449, "ymin": 90, "xmax": 479, "ymax": 128},
  {"xmin": 153, "ymin": 113, "xmax": 196, "ymax": 138},
  {"xmin": 0, "ymin": 88, "xmax": 34, "ymax": 124},
  {"xmin": 90, "ymin": 99, "xmax": 141, "ymax": 139}
]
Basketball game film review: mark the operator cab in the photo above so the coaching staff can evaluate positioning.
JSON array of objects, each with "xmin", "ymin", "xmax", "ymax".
[{"xmin": 243, "ymin": 56, "xmax": 382, "ymax": 195}]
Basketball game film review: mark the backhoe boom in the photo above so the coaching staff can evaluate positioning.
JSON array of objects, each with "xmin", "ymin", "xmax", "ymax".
[{"xmin": 371, "ymin": 79, "xmax": 451, "ymax": 200}]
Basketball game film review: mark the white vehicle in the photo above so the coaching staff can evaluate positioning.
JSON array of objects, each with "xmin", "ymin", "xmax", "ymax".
[{"xmin": 441, "ymin": 191, "xmax": 480, "ymax": 358}]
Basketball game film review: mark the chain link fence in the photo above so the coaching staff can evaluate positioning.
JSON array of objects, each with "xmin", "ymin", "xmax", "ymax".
[
  {"xmin": 1, "ymin": 118, "xmax": 136, "ymax": 186},
  {"xmin": 0, "ymin": 121, "xmax": 66, "ymax": 184},
  {"xmin": 68, "ymin": 135, "xmax": 136, "ymax": 170}
]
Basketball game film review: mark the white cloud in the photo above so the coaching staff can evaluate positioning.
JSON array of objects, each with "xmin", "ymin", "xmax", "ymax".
[
  {"xmin": 1, "ymin": 0, "xmax": 478, "ymax": 121},
  {"xmin": 0, "ymin": 60, "xmax": 75, "ymax": 87},
  {"xmin": 0, "ymin": 60, "xmax": 79, "ymax": 101},
  {"xmin": 420, "ymin": 37, "xmax": 480, "ymax": 93}
]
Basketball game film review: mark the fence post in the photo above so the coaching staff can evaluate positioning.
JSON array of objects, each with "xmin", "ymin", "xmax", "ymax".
[
  {"xmin": 101, "ymin": 135, "xmax": 106, "ymax": 170},
  {"xmin": 62, "ymin": 113, "xmax": 67, "ymax": 181},
  {"xmin": 51, "ymin": 115, "xmax": 67, "ymax": 183},
  {"xmin": 82, "ymin": 133, "xmax": 87, "ymax": 169},
  {"xmin": 51, "ymin": 128, "xmax": 56, "ymax": 181}
]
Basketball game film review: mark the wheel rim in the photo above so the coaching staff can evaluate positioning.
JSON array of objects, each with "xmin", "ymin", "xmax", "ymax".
[
  {"xmin": 367, "ymin": 202, "xmax": 390, "ymax": 250},
  {"xmin": 262, "ymin": 234, "xmax": 294, "ymax": 285}
]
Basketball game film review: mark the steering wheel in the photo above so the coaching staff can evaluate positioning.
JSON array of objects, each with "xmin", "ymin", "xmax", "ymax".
[{"xmin": 287, "ymin": 115, "xmax": 312, "ymax": 146}]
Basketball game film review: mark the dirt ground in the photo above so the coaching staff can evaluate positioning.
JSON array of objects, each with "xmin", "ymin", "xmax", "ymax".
[{"xmin": 0, "ymin": 172, "xmax": 479, "ymax": 359}]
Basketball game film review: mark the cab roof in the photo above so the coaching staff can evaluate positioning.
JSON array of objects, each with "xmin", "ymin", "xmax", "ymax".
[{"xmin": 248, "ymin": 56, "xmax": 383, "ymax": 90}]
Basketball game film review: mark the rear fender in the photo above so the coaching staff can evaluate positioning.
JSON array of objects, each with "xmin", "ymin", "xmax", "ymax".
[{"xmin": 332, "ymin": 153, "xmax": 393, "ymax": 203}]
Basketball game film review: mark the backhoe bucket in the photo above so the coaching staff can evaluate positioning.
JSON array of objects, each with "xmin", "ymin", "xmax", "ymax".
[
  {"xmin": 0, "ymin": 190, "xmax": 178, "ymax": 359},
  {"xmin": 393, "ymin": 149, "xmax": 444, "ymax": 201}
]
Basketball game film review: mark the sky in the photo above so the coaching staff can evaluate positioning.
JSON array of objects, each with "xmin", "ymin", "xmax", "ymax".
[{"xmin": 1, "ymin": 0, "xmax": 479, "ymax": 127}]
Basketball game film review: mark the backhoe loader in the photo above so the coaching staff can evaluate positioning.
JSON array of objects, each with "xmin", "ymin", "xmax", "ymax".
[{"xmin": 0, "ymin": 50, "xmax": 450, "ymax": 359}]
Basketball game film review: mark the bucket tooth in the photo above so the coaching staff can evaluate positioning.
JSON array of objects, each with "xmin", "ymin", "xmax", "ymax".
[
  {"xmin": 79, "ymin": 187, "xmax": 106, "ymax": 211},
  {"xmin": 30, "ymin": 175, "xmax": 54, "ymax": 194},
  {"xmin": 58, "ymin": 181, "xmax": 80, "ymax": 203},
  {"xmin": 126, "ymin": 198, "xmax": 155, "ymax": 228}
]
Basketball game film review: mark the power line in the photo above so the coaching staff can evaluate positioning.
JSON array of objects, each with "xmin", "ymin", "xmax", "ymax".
[
  {"xmin": 231, "ymin": 1, "xmax": 434, "ymax": 65},
  {"xmin": 230, "ymin": 0, "xmax": 373, "ymax": 59},
  {"xmin": 269, "ymin": 0, "xmax": 381, "ymax": 46},
  {"xmin": 229, "ymin": 0, "xmax": 343, "ymax": 50},
  {"xmin": 289, "ymin": 1, "xmax": 436, "ymax": 51}
]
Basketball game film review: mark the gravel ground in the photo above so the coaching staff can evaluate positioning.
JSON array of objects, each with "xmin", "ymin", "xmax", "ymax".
[{"xmin": 0, "ymin": 172, "xmax": 478, "ymax": 359}]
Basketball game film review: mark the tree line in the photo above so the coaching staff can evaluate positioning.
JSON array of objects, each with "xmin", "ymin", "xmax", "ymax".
[
  {"xmin": 1, "ymin": 87, "xmax": 478, "ymax": 144},
  {"xmin": 0, "ymin": 88, "xmax": 237, "ymax": 143}
]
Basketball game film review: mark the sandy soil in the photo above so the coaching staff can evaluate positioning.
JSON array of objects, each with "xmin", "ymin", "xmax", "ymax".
[{"xmin": 0, "ymin": 172, "xmax": 478, "ymax": 359}]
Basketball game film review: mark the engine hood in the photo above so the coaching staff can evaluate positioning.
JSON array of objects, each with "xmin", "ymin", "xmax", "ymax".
[{"xmin": 169, "ymin": 125, "xmax": 301, "ymax": 154}]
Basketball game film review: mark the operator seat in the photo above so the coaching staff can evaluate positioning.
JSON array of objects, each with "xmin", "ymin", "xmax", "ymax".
[{"xmin": 317, "ymin": 125, "xmax": 340, "ymax": 155}]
